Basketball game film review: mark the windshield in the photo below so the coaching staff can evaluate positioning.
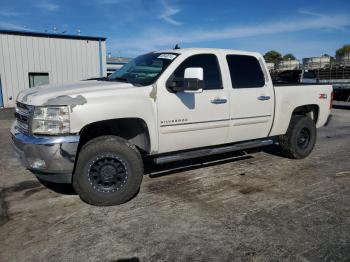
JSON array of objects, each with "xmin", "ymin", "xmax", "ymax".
[{"xmin": 108, "ymin": 52, "xmax": 178, "ymax": 86}]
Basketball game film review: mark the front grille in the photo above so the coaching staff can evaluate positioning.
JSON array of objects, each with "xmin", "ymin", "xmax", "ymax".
[{"xmin": 15, "ymin": 102, "xmax": 33, "ymax": 134}]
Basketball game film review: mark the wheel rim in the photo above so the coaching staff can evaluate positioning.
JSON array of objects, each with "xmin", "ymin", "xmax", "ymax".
[
  {"xmin": 87, "ymin": 154, "xmax": 128, "ymax": 193},
  {"xmin": 297, "ymin": 128, "xmax": 311, "ymax": 149}
]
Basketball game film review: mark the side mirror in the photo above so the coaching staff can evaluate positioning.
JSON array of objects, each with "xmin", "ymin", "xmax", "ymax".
[
  {"xmin": 184, "ymin": 67, "xmax": 203, "ymax": 81},
  {"xmin": 166, "ymin": 67, "xmax": 204, "ymax": 93}
]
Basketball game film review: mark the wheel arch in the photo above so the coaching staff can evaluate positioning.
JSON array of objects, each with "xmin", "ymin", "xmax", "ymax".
[
  {"xmin": 75, "ymin": 118, "xmax": 151, "ymax": 165},
  {"xmin": 270, "ymin": 103, "xmax": 320, "ymax": 137},
  {"xmin": 291, "ymin": 104, "xmax": 319, "ymax": 124}
]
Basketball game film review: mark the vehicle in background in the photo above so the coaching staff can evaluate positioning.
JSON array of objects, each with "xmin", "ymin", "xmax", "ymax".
[
  {"xmin": 273, "ymin": 69, "xmax": 318, "ymax": 84},
  {"xmin": 318, "ymin": 66, "xmax": 350, "ymax": 101},
  {"xmin": 12, "ymin": 48, "xmax": 333, "ymax": 206},
  {"xmin": 106, "ymin": 62, "xmax": 128, "ymax": 76}
]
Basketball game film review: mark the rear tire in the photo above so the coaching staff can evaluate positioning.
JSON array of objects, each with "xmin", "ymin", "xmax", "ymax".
[
  {"xmin": 278, "ymin": 115, "xmax": 316, "ymax": 159},
  {"xmin": 73, "ymin": 136, "xmax": 143, "ymax": 206}
]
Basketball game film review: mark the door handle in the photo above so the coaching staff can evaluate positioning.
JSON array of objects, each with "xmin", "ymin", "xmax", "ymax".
[
  {"xmin": 211, "ymin": 98, "xmax": 227, "ymax": 104},
  {"xmin": 257, "ymin": 95, "xmax": 271, "ymax": 101}
]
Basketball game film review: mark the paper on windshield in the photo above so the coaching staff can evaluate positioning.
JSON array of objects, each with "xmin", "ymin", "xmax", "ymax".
[{"xmin": 157, "ymin": 54, "xmax": 177, "ymax": 60}]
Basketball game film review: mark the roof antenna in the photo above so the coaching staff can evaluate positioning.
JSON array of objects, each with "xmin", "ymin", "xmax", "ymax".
[{"xmin": 174, "ymin": 43, "xmax": 181, "ymax": 50}]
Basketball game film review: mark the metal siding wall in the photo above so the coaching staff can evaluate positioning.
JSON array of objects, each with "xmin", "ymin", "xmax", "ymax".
[
  {"xmin": 87, "ymin": 41, "xmax": 94, "ymax": 77},
  {"xmin": 8, "ymin": 35, "xmax": 18, "ymax": 104},
  {"xmin": 92, "ymin": 41, "xmax": 100, "ymax": 78},
  {"xmin": 101, "ymin": 41, "xmax": 107, "ymax": 76},
  {"xmin": 0, "ymin": 35, "xmax": 8, "ymax": 106},
  {"xmin": 0, "ymin": 33, "xmax": 105, "ymax": 107},
  {"xmin": 13, "ymin": 36, "xmax": 26, "ymax": 101}
]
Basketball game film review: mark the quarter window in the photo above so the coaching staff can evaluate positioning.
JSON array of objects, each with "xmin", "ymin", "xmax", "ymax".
[
  {"xmin": 226, "ymin": 55, "xmax": 265, "ymax": 88},
  {"xmin": 172, "ymin": 54, "xmax": 222, "ymax": 90}
]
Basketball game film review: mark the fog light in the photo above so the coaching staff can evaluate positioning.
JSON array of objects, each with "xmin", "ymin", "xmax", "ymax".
[{"xmin": 28, "ymin": 158, "xmax": 46, "ymax": 169}]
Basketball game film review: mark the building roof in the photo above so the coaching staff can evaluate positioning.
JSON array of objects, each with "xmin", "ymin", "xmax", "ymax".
[{"xmin": 0, "ymin": 29, "xmax": 106, "ymax": 41}]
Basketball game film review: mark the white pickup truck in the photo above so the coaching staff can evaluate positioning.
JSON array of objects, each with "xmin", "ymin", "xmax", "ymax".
[{"xmin": 12, "ymin": 48, "xmax": 333, "ymax": 205}]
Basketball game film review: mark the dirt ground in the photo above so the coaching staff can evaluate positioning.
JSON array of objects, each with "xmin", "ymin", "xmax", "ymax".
[{"xmin": 0, "ymin": 104, "xmax": 349, "ymax": 262}]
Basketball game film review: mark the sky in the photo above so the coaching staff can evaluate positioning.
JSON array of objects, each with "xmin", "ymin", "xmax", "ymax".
[{"xmin": 0, "ymin": 0, "xmax": 349, "ymax": 59}]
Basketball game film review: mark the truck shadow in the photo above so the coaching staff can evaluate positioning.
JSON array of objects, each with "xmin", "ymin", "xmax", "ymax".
[
  {"xmin": 145, "ymin": 145, "xmax": 283, "ymax": 179},
  {"xmin": 38, "ymin": 146, "xmax": 283, "ymax": 195},
  {"xmin": 145, "ymin": 152, "xmax": 253, "ymax": 179},
  {"xmin": 36, "ymin": 179, "xmax": 76, "ymax": 195},
  {"xmin": 333, "ymin": 104, "xmax": 350, "ymax": 110}
]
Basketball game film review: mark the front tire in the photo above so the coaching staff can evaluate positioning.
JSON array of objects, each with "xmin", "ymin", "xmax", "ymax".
[
  {"xmin": 278, "ymin": 115, "xmax": 317, "ymax": 159},
  {"xmin": 73, "ymin": 136, "xmax": 143, "ymax": 206}
]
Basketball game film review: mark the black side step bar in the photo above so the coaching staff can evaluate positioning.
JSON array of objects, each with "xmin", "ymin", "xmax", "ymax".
[{"xmin": 154, "ymin": 139, "xmax": 274, "ymax": 164}]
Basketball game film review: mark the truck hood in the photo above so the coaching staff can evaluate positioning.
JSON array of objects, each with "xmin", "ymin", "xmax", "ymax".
[{"xmin": 17, "ymin": 80, "xmax": 136, "ymax": 106}]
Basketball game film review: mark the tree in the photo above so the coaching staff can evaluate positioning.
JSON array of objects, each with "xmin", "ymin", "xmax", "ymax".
[
  {"xmin": 283, "ymin": 53, "xmax": 296, "ymax": 61},
  {"xmin": 336, "ymin": 44, "xmax": 350, "ymax": 58},
  {"xmin": 263, "ymin": 50, "xmax": 282, "ymax": 64}
]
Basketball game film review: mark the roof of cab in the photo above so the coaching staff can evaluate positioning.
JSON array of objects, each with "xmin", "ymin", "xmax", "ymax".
[
  {"xmin": 156, "ymin": 48, "xmax": 261, "ymax": 57},
  {"xmin": 0, "ymin": 29, "xmax": 106, "ymax": 41}
]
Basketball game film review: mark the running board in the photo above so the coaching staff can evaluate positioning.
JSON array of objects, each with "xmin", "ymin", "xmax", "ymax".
[{"xmin": 154, "ymin": 139, "xmax": 274, "ymax": 164}]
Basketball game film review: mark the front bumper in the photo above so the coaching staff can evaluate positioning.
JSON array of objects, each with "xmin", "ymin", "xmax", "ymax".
[{"xmin": 10, "ymin": 122, "xmax": 79, "ymax": 183}]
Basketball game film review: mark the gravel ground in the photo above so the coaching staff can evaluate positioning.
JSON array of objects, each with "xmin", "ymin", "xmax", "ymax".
[{"xmin": 0, "ymin": 105, "xmax": 349, "ymax": 262}]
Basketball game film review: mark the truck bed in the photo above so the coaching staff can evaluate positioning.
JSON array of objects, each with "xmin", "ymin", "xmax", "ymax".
[{"xmin": 269, "ymin": 84, "xmax": 333, "ymax": 136}]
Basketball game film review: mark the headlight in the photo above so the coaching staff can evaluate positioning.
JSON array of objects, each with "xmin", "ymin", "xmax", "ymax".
[{"xmin": 32, "ymin": 106, "xmax": 70, "ymax": 135}]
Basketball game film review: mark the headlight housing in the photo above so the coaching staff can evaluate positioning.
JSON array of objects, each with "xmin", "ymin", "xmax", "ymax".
[{"xmin": 32, "ymin": 106, "xmax": 70, "ymax": 135}]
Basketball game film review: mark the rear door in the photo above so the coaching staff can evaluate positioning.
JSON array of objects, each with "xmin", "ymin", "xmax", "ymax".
[
  {"xmin": 226, "ymin": 54, "xmax": 274, "ymax": 142},
  {"xmin": 157, "ymin": 53, "xmax": 230, "ymax": 153}
]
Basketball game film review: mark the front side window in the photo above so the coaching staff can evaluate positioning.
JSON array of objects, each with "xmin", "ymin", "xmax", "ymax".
[
  {"xmin": 226, "ymin": 55, "xmax": 265, "ymax": 88},
  {"xmin": 171, "ymin": 54, "xmax": 222, "ymax": 90},
  {"xmin": 108, "ymin": 52, "xmax": 178, "ymax": 86}
]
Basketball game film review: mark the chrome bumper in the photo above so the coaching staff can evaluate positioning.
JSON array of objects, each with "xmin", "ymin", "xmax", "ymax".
[{"xmin": 10, "ymin": 122, "xmax": 79, "ymax": 183}]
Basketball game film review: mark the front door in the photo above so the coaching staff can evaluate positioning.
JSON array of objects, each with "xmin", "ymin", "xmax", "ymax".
[
  {"xmin": 226, "ymin": 54, "xmax": 274, "ymax": 142},
  {"xmin": 157, "ymin": 53, "xmax": 230, "ymax": 153}
]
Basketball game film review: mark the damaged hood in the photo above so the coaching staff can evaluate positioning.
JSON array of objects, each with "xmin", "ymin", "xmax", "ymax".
[{"xmin": 17, "ymin": 80, "xmax": 136, "ymax": 106}]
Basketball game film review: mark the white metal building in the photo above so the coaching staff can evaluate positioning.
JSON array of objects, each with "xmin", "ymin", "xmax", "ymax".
[
  {"xmin": 0, "ymin": 29, "xmax": 107, "ymax": 108},
  {"xmin": 265, "ymin": 62, "xmax": 275, "ymax": 71},
  {"xmin": 277, "ymin": 60, "xmax": 300, "ymax": 71},
  {"xmin": 303, "ymin": 56, "xmax": 331, "ymax": 69}
]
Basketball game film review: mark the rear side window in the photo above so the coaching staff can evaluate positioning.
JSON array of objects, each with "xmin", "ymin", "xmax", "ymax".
[
  {"xmin": 226, "ymin": 55, "xmax": 265, "ymax": 88},
  {"xmin": 172, "ymin": 54, "xmax": 222, "ymax": 90}
]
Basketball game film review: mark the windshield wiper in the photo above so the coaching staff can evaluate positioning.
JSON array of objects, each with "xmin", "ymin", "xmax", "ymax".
[
  {"xmin": 109, "ymin": 77, "xmax": 129, "ymax": 83},
  {"xmin": 85, "ymin": 77, "xmax": 108, "ymax": 81}
]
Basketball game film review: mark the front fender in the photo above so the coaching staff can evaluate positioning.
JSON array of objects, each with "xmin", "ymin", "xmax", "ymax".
[{"xmin": 69, "ymin": 88, "xmax": 158, "ymax": 153}]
